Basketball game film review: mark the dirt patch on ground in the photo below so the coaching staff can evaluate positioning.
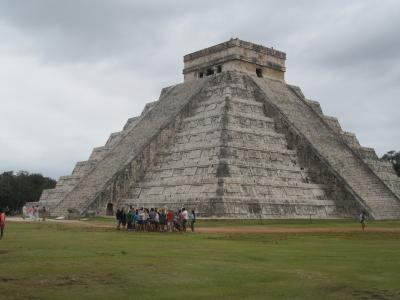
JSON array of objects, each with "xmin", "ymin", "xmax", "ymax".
[{"xmin": 8, "ymin": 217, "xmax": 400, "ymax": 234}]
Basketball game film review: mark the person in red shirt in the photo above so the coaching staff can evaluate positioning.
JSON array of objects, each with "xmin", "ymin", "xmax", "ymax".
[
  {"xmin": 0, "ymin": 208, "xmax": 6, "ymax": 240},
  {"xmin": 167, "ymin": 209, "xmax": 174, "ymax": 232}
]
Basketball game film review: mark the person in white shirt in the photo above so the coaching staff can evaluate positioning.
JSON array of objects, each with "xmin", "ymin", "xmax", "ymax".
[{"xmin": 181, "ymin": 208, "xmax": 188, "ymax": 231}]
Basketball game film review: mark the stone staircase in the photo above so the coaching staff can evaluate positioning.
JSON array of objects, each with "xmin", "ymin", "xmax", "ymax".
[
  {"xmin": 38, "ymin": 103, "xmax": 154, "ymax": 215},
  {"xmin": 125, "ymin": 72, "xmax": 343, "ymax": 218},
  {"xmin": 303, "ymin": 97, "xmax": 400, "ymax": 198},
  {"xmin": 252, "ymin": 76, "xmax": 400, "ymax": 219},
  {"xmin": 48, "ymin": 77, "xmax": 207, "ymax": 216}
]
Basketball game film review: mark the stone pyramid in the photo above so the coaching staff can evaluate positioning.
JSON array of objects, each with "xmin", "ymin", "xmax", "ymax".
[{"xmin": 38, "ymin": 39, "xmax": 400, "ymax": 219}]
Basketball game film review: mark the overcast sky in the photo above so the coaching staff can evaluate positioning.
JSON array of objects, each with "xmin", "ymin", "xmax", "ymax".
[{"xmin": 0, "ymin": 0, "xmax": 399, "ymax": 180}]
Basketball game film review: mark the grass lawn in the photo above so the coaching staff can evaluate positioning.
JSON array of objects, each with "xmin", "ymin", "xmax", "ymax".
[{"xmin": 0, "ymin": 221, "xmax": 400, "ymax": 300}]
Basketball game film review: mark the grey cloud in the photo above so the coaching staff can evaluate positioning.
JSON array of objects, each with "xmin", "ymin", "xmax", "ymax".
[
  {"xmin": 299, "ymin": 3, "xmax": 400, "ymax": 74},
  {"xmin": 0, "ymin": 1, "xmax": 215, "ymax": 64}
]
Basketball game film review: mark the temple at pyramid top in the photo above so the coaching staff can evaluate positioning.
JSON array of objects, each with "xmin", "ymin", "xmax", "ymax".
[{"xmin": 183, "ymin": 38, "xmax": 286, "ymax": 81}]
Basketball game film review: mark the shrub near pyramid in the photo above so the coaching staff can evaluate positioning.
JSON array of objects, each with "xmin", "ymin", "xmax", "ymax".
[{"xmin": 38, "ymin": 39, "xmax": 400, "ymax": 219}]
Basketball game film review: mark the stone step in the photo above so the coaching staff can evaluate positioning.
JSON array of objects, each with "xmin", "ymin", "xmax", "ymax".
[
  {"xmin": 176, "ymin": 125, "xmax": 285, "ymax": 139},
  {"xmin": 164, "ymin": 141, "xmax": 297, "ymax": 155},
  {"xmin": 252, "ymin": 77, "xmax": 400, "ymax": 219}
]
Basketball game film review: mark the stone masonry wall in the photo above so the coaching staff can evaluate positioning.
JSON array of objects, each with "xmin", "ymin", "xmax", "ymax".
[
  {"xmin": 303, "ymin": 97, "xmax": 400, "ymax": 198},
  {"xmin": 50, "ymin": 77, "xmax": 207, "ymax": 216},
  {"xmin": 114, "ymin": 72, "xmax": 352, "ymax": 218},
  {"xmin": 252, "ymin": 76, "xmax": 400, "ymax": 219}
]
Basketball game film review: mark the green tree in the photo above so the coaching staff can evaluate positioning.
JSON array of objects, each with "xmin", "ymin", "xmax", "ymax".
[
  {"xmin": 381, "ymin": 150, "xmax": 400, "ymax": 177},
  {"xmin": 0, "ymin": 171, "xmax": 56, "ymax": 213}
]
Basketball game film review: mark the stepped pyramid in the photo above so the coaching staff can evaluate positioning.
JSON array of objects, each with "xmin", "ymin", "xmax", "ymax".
[{"xmin": 38, "ymin": 38, "xmax": 400, "ymax": 219}]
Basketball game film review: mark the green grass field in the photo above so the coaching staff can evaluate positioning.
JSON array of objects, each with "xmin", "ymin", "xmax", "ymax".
[{"xmin": 1, "ymin": 220, "xmax": 400, "ymax": 300}]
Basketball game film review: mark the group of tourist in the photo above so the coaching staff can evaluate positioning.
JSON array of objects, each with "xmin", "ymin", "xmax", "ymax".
[
  {"xmin": 22, "ymin": 205, "xmax": 47, "ymax": 221},
  {"xmin": 115, "ymin": 207, "xmax": 196, "ymax": 232}
]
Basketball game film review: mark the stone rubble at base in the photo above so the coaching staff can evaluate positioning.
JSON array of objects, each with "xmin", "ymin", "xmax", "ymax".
[{"xmin": 36, "ymin": 39, "xmax": 400, "ymax": 220}]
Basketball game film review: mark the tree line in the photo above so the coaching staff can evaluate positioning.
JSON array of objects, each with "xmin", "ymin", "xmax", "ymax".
[
  {"xmin": 381, "ymin": 150, "xmax": 400, "ymax": 176},
  {"xmin": 0, "ymin": 171, "xmax": 56, "ymax": 213}
]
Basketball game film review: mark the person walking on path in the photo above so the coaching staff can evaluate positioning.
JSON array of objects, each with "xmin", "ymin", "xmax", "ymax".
[
  {"xmin": 359, "ymin": 211, "xmax": 367, "ymax": 231},
  {"xmin": 0, "ymin": 208, "xmax": 6, "ymax": 239},
  {"xmin": 189, "ymin": 209, "xmax": 196, "ymax": 232}
]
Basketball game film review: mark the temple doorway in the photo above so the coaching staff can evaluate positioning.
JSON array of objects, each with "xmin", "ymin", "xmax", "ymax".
[{"xmin": 106, "ymin": 203, "xmax": 114, "ymax": 216}]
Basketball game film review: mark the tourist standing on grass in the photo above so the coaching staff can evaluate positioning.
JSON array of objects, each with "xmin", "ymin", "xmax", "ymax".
[
  {"xmin": 0, "ymin": 208, "xmax": 6, "ymax": 239},
  {"xmin": 177, "ymin": 209, "xmax": 183, "ymax": 231},
  {"xmin": 189, "ymin": 209, "xmax": 196, "ymax": 232},
  {"xmin": 134, "ymin": 209, "xmax": 140, "ymax": 230},
  {"xmin": 116, "ymin": 208, "xmax": 122, "ymax": 230},
  {"xmin": 359, "ymin": 211, "xmax": 366, "ymax": 231},
  {"xmin": 29, "ymin": 206, "xmax": 33, "ymax": 220},
  {"xmin": 159, "ymin": 209, "xmax": 167, "ymax": 232},
  {"xmin": 28, "ymin": 206, "xmax": 34, "ymax": 220},
  {"xmin": 167, "ymin": 209, "xmax": 174, "ymax": 232},
  {"xmin": 149, "ymin": 208, "xmax": 156, "ymax": 231},
  {"xmin": 146, "ymin": 208, "xmax": 150, "ymax": 230},
  {"xmin": 34, "ymin": 206, "xmax": 40, "ymax": 221},
  {"xmin": 22, "ymin": 205, "xmax": 27, "ymax": 219},
  {"xmin": 154, "ymin": 209, "xmax": 160, "ymax": 231},
  {"xmin": 140, "ymin": 208, "xmax": 146, "ymax": 231},
  {"xmin": 127, "ymin": 207, "xmax": 135, "ymax": 230},
  {"xmin": 182, "ymin": 208, "xmax": 188, "ymax": 231},
  {"xmin": 121, "ymin": 208, "xmax": 127, "ymax": 229},
  {"xmin": 41, "ymin": 206, "xmax": 47, "ymax": 221}
]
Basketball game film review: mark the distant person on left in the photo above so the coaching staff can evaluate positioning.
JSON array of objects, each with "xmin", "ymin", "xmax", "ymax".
[{"xmin": 0, "ymin": 208, "xmax": 6, "ymax": 239}]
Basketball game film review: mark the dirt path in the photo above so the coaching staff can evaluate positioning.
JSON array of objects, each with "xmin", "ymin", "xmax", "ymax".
[
  {"xmin": 196, "ymin": 227, "xmax": 400, "ymax": 234},
  {"xmin": 8, "ymin": 217, "xmax": 112, "ymax": 229},
  {"xmin": 8, "ymin": 217, "xmax": 400, "ymax": 234}
]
